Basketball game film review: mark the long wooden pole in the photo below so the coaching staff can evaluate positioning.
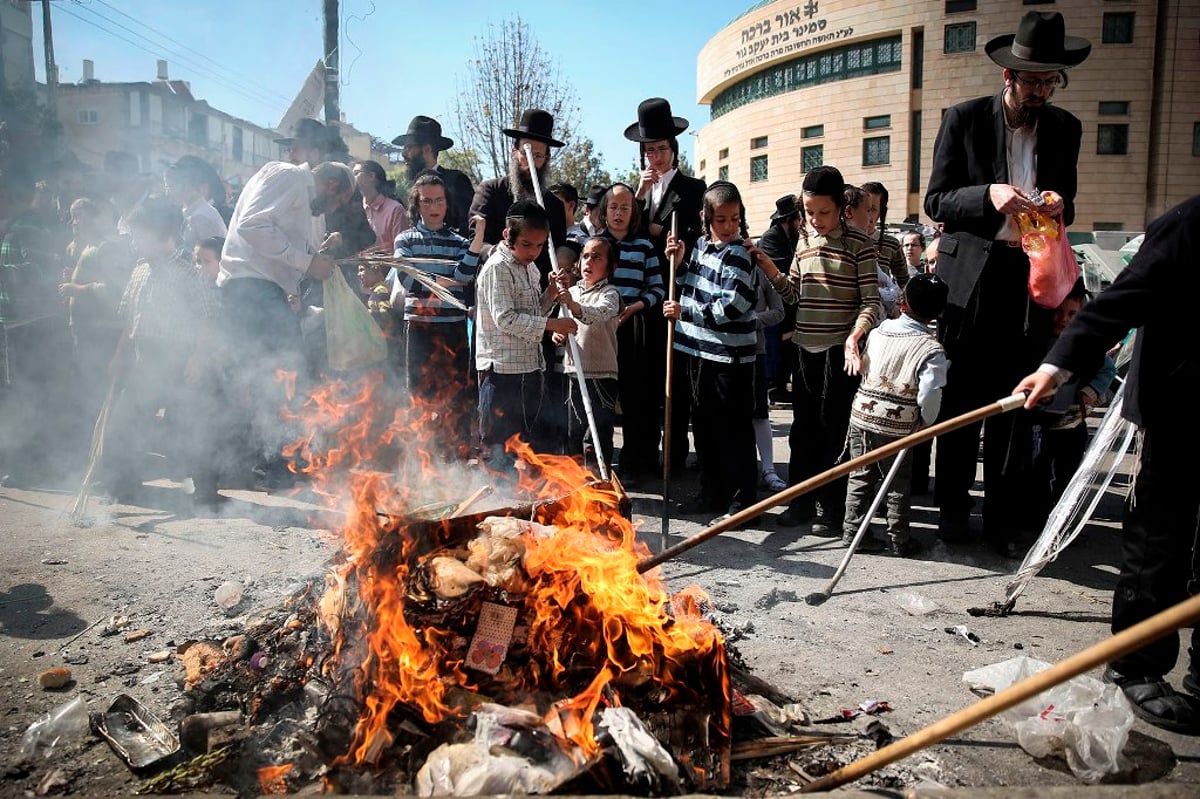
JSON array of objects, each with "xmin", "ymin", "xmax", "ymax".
[
  {"xmin": 802, "ymin": 591, "xmax": 1200, "ymax": 792},
  {"xmin": 660, "ymin": 212, "xmax": 678, "ymax": 553},
  {"xmin": 638, "ymin": 393, "xmax": 1026, "ymax": 573}
]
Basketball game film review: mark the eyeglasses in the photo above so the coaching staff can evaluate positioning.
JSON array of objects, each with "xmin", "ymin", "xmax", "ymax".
[
  {"xmin": 418, "ymin": 196, "xmax": 447, "ymax": 207},
  {"xmin": 522, "ymin": 149, "xmax": 549, "ymax": 163},
  {"xmin": 1014, "ymin": 74, "xmax": 1060, "ymax": 91}
]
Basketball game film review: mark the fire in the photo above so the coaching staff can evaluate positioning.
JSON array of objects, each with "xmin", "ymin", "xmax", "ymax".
[
  {"xmin": 257, "ymin": 763, "xmax": 293, "ymax": 794},
  {"xmin": 288, "ymin": 371, "xmax": 729, "ymax": 777}
]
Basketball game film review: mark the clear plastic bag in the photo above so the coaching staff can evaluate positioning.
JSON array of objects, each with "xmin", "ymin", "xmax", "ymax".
[
  {"xmin": 20, "ymin": 697, "xmax": 89, "ymax": 760},
  {"xmin": 323, "ymin": 265, "xmax": 388, "ymax": 373},
  {"xmin": 963, "ymin": 656, "xmax": 1133, "ymax": 783}
]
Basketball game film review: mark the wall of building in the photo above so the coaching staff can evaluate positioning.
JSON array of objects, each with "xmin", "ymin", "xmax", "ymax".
[
  {"xmin": 0, "ymin": 0, "xmax": 35, "ymax": 92},
  {"xmin": 696, "ymin": 0, "xmax": 1193, "ymax": 233}
]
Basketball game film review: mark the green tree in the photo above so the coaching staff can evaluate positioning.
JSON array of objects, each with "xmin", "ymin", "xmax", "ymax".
[
  {"xmin": 451, "ymin": 16, "xmax": 579, "ymax": 180},
  {"xmin": 437, "ymin": 148, "xmax": 486, "ymax": 187},
  {"xmin": 553, "ymin": 137, "xmax": 611, "ymax": 206}
]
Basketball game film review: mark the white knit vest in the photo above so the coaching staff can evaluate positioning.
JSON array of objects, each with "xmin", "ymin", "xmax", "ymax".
[{"xmin": 850, "ymin": 328, "xmax": 944, "ymax": 436}]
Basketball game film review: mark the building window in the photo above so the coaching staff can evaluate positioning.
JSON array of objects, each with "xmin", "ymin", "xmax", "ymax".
[
  {"xmin": 945, "ymin": 0, "xmax": 976, "ymax": 12},
  {"xmin": 944, "ymin": 22, "xmax": 976, "ymax": 54},
  {"xmin": 909, "ymin": 110, "xmax": 923, "ymax": 193},
  {"xmin": 75, "ymin": 109, "xmax": 98, "ymax": 125},
  {"xmin": 802, "ymin": 125, "xmax": 824, "ymax": 139},
  {"xmin": 863, "ymin": 136, "xmax": 891, "ymax": 167},
  {"xmin": 710, "ymin": 34, "xmax": 902, "ymax": 119},
  {"xmin": 699, "ymin": 159, "xmax": 706, "ymax": 171},
  {"xmin": 912, "ymin": 29, "xmax": 924, "ymax": 89},
  {"xmin": 751, "ymin": 135, "xmax": 769, "ymax": 150},
  {"xmin": 864, "ymin": 115, "xmax": 891, "ymax": 131},
  {"xmin": 1192, "ymin": 122, "xmax": 1200, "ymax": 157},
  {"xmin": 232, "ymin": 127, "xmax": 244, "ymax": 162},
  {"xmin": 718, "ymin": 147, "xmax": 729, "ymax": 159},
  {"xmin": 1102, "ymin": 13, "xmax": 1134, "ymax": 44},
  {"xmin": 801, "ymin": 145, "xmax": 823, "ymax": 173},
  {"xmin": 189, "ymin": 112, "xmax": 209, "ymax": 147},
  {"xmin": 718, "ymin": 165, "xmax": 729, "ymax": 181},
  {"xmin": 1023, "ymin": 0, "xmax": 1055, "ymax": 5},
  {"xmin": 750, "ymin": 155, "xmax": 768, "ymax": 182},
  {"xmin": 1093, "ymin": 222, "xmax": 1124, "ymax": 232},
  {"xmin": 1097, "ymin": 124, "xmax": 1129, "ymax": 155},
  {"xmin": 1099, "ymin": 101, "xmax": 1130, "ymax": 116}
]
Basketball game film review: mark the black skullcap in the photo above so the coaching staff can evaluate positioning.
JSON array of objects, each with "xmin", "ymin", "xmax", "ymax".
[
  {"xmin": 505, "ymin": 199, "xmax": 546, "ymax": 220},
  {"xmin": 904, "ymin": 273, "xmax": 949, "ymax": 320},
  {"xmin": 801, "ymin": 165, "xmax": 845, "ymax": 198}
]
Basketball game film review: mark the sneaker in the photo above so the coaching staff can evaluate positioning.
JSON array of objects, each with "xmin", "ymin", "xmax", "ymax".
[{"xmin": 760, "ymin": 471, "xmax": 788, "ymax": 493}]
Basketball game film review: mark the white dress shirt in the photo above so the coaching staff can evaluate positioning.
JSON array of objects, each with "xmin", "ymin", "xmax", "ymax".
[
  {"xmin": 997, "ymin": 122, "xmax": 1037, "ymax": 243},
  {"xmin": 649, "ymin": 167, "xmax": 677, "ymax": 217},
  {"xmin": 218, "ymin": 161, "xmax": 321, "ymax": 295},
  {"xmin": 182, "ymin": 198, "xmax": 228, "ymax": 247}
]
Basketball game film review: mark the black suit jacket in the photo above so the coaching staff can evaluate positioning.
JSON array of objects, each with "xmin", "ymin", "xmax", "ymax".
[
  {"xmin": 470, "ymin": 176, "xmax": 567, "ymax": 286},
  {"xmin": 924, "ymin": 92, "xmax": 1081, "ymax": 308},
  {"xmin": 1045, "ymin": 195, "xmax": 1199, "ymax": 430},
  {"xmin": 757, "ymin": 222, "xmax": 798, "ymax": 273},
  {"xmin": 641, "ymin": 171, "xmax": 706, "ymax": 258}
]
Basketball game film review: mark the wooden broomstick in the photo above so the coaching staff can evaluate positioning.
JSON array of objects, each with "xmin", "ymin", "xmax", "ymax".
[
  {"xmin": 522, "ymin": 143, "xmax": 608, "ymax": 481},
  {"xmin": 660, "ymin": 212, "xmax": 678, "ymax": 553},
  {"xmin": 67, "ymin": 376, "xmax": 119, "ymax": 524},
  {"xmin": 802, "ymin": 591, "xmax": 1200, "ymax": 792},
  {"xmin": 638, "ymin": 392, "xmax": 1027, "ymax": 573}
]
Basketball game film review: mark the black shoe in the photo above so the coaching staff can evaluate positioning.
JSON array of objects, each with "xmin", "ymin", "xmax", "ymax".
[
  {"xmin": 1104, "ymin": 667, "xmax": 1200, "ymax": 735},
  {"xmin": 710, "ymin": 507, "xmax": 752, "ymax": 530},
  {"xmin": 841, "ymin": 530, "xmax": 886, "ymax": 552},
  {"xmin": 887, "ymin": 537, "xmax": 925, "ymax": 558},
  {"xmin": 1183, "ymin": 671, "xmax": 1200, "ymax": 699},
  {"xmin": 937, "ymin": 514, "xmax": 970, "ymax": 544},
  {"xmin": 677, "ymin": 495, "xmax": 720, "ymax": 516},
  {"xmin": 810, "ymin": 517, "xmax": 842, "ymax": 538}
]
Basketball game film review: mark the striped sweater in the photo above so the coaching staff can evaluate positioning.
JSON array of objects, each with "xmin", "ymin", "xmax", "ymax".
[
  {"xmin": 391, "ymin": 221, "xmax": 480, "ymax": 322},
  {"xmin": 603, "ymin": 231, "xmax": 665, "ymax": 309},
  {"xmin": 875, "ymin": 232, "xmax": 910, "ymax": 290},
  {"xmin": 768, "ymin": 223, "xmax": 880, "ymax": 352},
  {"xmin": 673, "ymin": 237, "xmax": 757, "ymax": 364}
]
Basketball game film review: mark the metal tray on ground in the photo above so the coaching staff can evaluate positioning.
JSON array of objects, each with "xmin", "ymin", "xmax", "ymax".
[{"xmin": 90, "ymin": 693, "xmax": 180, "ymax": 771}]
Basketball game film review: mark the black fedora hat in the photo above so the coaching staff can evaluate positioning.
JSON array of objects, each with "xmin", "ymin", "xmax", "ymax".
[
  {"xmin": 986, "ymin": 11, "xmax": 1091, "ymax": 71},
  {"xmin": 583, "ymin": 184, "xmax": 606, "ymax": 208},
  {"xmin": 275, "ymin": 117, "xmax": 328, "ymax": 146},
  {"xmin": 502, "ymin": 109, "xmax": 565, "ymax": 148},
  {"xmin": 770, "ymin": 194, "xmax": 801, "ymax": 222},
  {"xmin": 624, "ymin": 97, "xmax": 689, "ymax": 143},
  {"xmin": 391, "ymin": 115, "xmax": 454, "ymax": 151}
]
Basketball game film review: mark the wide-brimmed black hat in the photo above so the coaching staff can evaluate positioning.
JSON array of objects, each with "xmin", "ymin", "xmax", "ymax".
[
  {"xmin": 986, "ymin": 11, "xmax": 1091, "ymax": 71},
  {"xmin": 583, "ymin": 184, "xmax": 606, "ymax": 209},
  {"xmin": 391, "ymin": 115, "xmax": 454, "ymax": 151},
  {"xmin": 624, "ymin": 97, "xmax": 689, "ymax": 143},
  {"xmin": 275, "ymin": 117, "xmax": 328, "ymax": 146},
  {"xmin": 502, "ymin": 109, "xmax": 565, "ymax": 148},
  {"xmin": 770, "ymin": 194, "xmax": 801, "ymax": 222}
]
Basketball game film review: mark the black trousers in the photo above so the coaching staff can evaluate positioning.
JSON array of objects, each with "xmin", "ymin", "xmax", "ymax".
[
  {"xmin": 787, "ymin": 346, "xmax": 858, "ymax": 521},
  {"xmin": 616, "ymin": 313, "xmax": 663, "ymax": 474},
  {"xmin": 1111, "ymin": 428, "xmax": 1200, "ymax": 678},
  {"xmin": 685, "ymin": 354, "xmax": 756, "ymax": 511}
]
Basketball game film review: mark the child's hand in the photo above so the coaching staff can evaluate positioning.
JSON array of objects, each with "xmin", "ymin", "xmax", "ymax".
[
  {"xmin": 843, "ymin": 337, "xmax": 862, "ymax": 376},
  {"xmin": 746, "ymin": 245, "xmax": 779, "ymax": 277},
  {"xmin": 664, "ymin": 233, "xmax": 684, "ymax": 268},
  {"xmin": 551, "ymin": 332, "xmax": 566, "ymax": 346},
  {"xmin": 662, "ymin": 300, "xmax": 682, "ymax": 321},
  {"xmin": 546, "ymin": 317, "xmax": 578, "ymax": 336},
  {"xmin": 470, "ymin": 215, "xmax": 487, "ymax": 245}
]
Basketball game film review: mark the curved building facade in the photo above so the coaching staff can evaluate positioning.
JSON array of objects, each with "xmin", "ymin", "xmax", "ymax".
[{"xmin": 694, "ymin": 0, "xmax": 1199, "ymax": 234}]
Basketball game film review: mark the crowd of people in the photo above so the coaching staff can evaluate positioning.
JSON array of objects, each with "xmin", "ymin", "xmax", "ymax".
[{"xmin": 1, "ymin": 7, "xmax": 1197, "ymax": 735}]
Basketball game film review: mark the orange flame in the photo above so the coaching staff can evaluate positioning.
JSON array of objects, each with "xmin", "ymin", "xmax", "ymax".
[
  {"xmin": 257, "ymin": 763, "xmax": 293, "ymax": 795},
  {"xmin": 292, "ymin": 372, "xmax": 729, "ymax": 770}
]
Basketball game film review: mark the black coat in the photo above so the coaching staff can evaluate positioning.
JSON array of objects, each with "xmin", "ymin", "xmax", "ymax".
[
  {"xmin": 435, "ymin": 165, "xmax": 476, "ymax": 237},
  {"xmin": 641, "ymin": 171, "xmax": 706, "ymax": 259},
  {"xmin": 470, "ymin": 176, "xmax": 567, "ymax": 287},
  {"xmin": 924, "ymin": 92, "xmax": 1081, "ymax": 309},
  {"xmin": 1044, "ymin": 195, "xmax": 1199, "ymax": 430},
  {"xmin": 757, "ymin": 221, "xmax": 799, "ymax": 273}
]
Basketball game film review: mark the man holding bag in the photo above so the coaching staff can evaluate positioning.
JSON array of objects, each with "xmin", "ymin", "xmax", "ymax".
[{"xmin": 923, "ymin": 11, "xmax": 1090, "ymax": 557}]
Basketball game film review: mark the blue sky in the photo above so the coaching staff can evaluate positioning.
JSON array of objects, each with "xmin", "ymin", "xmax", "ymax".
[{"xmin": 33, "ymin": 0, "xmax": 746, "ymax": 176}]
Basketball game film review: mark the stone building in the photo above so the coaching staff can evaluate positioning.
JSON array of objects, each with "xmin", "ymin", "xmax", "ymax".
[{"xmin": 694, "ymin": 0, "xmax": 1199, "ymax": 232}]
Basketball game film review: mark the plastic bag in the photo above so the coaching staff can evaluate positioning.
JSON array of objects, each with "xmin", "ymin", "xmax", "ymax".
[
  {"xmin": 963, "ymin": 656, "xmax": 1133, "ymax": 783},
  {"xmin": 1019, "ymin": 192, "xmax": 1080, "ymax": 309},
  {"xmin": 877, "ymin": 265, "xmax": 900, "ymax": 319},
  {"xmin": 895, "ymin": 590, "xmax": 940, "ymax": 616},
  {"xmin": 20, "ymin": 696, "xmax": 89, "ymax": 759},
  {"xmin": 323, "ymin": 265, "xmax": 388, "ymax": 373}
]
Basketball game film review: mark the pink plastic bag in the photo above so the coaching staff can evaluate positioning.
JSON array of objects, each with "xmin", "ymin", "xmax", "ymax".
[{"xmin": 1022, "ymin": 214, "xmax": 1080, "ymax": 309}]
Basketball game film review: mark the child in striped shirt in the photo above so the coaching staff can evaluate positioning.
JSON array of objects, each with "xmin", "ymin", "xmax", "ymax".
[
  {"xmin": 663, "ymin": 181, "xmax": 769, "ymax": 526},
  {"xmin": 756, "ymin": 165, "xmax": 880, "ymax": 534},
  {"xmin": 392, "ymin": 172, "xmax": 486, "ymax": 456}
]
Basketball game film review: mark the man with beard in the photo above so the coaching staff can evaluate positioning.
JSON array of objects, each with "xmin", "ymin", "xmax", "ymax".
[
  {"xmin": 393, "ymin": 116, "xmax": 474, "ymax": 236},
  {"xmin": 470, "ymin": 109, "xmax": 569, "ymax": 286},
  {"xmin": 924, "ymin": 11, "xmax": 1089, "ymax": 557},
  {"xmin": 218, "ymin": 117, "xmax": 339, "ymax": 488}
]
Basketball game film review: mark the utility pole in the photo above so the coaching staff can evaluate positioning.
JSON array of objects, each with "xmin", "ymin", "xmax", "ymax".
[
  {"xmin": 41, "ymin": 0, "xmax": 57, "ymax": 118},
  {"xmin": 322, "ymin": 0, "xmax": 339, "ymax": 124}
]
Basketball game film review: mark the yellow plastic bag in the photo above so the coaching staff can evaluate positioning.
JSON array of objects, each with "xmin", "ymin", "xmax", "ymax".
[{"xmin": 323, "ymin": 265, "xmax": 388, "ymax": 372}]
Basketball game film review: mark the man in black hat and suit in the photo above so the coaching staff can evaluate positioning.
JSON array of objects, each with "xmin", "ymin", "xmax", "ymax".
[
  {"xmin": 924, "ymin": 11, "xmax": 1090, "ymax": 557},
  {"xmin": 470, "ymin": 109, "xmax": 569, "ymax": 284},
  {"xmin": 758, "ymin": 195, "xmax": 804, "ymax": 403},
  {"xmin": 627, "ymin": 98, "xmax": 705, "ymax": 261},
  {"xmin": 393, "ymin": 115, "xmax": 475, "ymax": 236}
]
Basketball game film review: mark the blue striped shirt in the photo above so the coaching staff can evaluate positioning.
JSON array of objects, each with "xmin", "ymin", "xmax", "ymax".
[
  {"xmin": 391, "ymin": 221, "xmax": 480, "ymax": 322},
  {"xmin": 602, "ymin": 231, "xmax": 665, "ymax": 309},
  {"xmin": 673, "ymin": 237, "xmax": 757, "ymax": 364}
]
